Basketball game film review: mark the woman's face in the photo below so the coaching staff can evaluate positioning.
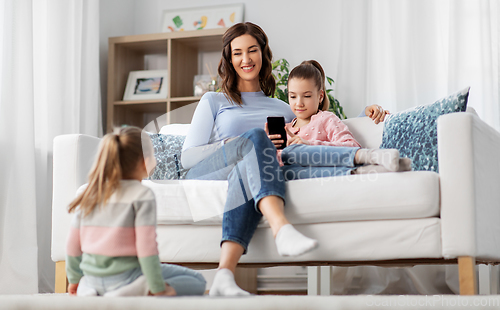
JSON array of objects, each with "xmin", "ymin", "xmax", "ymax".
[
  {"xmin": 230, "ymin": 34, "xmax": 262, "ymax": 84},
  {"xmin": 288, "ymin": 78, "xmax": 324, "ymax": 121}
]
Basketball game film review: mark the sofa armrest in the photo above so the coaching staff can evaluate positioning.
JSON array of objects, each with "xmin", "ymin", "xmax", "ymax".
[
  {"xmin": 438, "ymin": 112, "xmax": 500, "ymax": 260},
  {"xmin": 51, "ymin": 134, "xmax": 100, "ymax": 262}
]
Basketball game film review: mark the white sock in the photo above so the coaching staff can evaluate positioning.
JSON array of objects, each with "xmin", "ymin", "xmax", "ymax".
[
  {"xmin": 399, "ymin": 157, "xmax": 412, "ymax": 171},
  {"xmin": 104, "ymin": 275, "xmax": 149, "ymax": 297},
  {"xmin": 353, "ymin": 158, "xmax": 413, "ymax": 174},
  {"xmin": 275, "ymin": 224, "xmax": 318, "ymax": 257},
  {"xmin": 209, "ymin": 268, "xmax": 251, "ymax": 296},
  {"xmin": 356, "ymin": 149, "xmax": 400, "ymax": 171},
  {"xmin": 353, "ymin": 164, "xmax": 391, "ymax": 174}
]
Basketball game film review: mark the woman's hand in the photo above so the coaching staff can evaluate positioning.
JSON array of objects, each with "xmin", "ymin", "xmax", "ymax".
[
  {"xmin": 365, "ymin": 105, "xmax": 390, "ymax": 124},
  {"xmin": 285, "ymin": 127, "xmax": 310, "ymax": 146},
  {"xmin": 265, "ymin": 122, "xmax": 285, "ymax": 148},
  {"xmin": 68, "ymin": 283, "xmax": 79, "ymax": 296}
]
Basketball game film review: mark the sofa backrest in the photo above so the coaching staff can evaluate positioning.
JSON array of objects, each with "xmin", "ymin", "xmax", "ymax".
[
  {"xmin": 160, "ymin": 117, "xmax": 385, "ymax": 149},
  {"xmin": 342, "ymin": 117, "xmax": 384, "ymax": 149}
]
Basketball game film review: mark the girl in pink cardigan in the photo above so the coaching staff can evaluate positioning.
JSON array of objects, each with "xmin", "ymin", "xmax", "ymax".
[{"xmin": 266, "ymin": 60, "xmax": 411, "ymax": 180}]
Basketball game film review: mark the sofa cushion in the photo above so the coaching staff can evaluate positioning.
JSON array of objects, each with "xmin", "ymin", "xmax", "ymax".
[
  {"xmin": 380, "ymin": 87, "xmax": 470, "ymax": 172},
  {"xmin": 144, "ymin": 170, "xmax": 439, "ymax": 226},
  {"xmin": 147, "ymin": 133, "xmax": 188, "ymax": 180}
]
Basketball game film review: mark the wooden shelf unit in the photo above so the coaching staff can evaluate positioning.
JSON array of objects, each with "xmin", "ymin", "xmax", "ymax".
[{"xmin": 106, "ymin": 28, "xmax": 226, "ymax": 132}]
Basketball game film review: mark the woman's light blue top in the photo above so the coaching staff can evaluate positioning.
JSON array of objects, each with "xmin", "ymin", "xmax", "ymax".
[{"xmin": 181, "ymin": 91, "xmax": 295, "ymax": 169}]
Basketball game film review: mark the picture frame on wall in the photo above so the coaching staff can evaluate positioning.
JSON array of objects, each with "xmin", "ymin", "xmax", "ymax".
[
  {"xmin": 123, "ymin": 70, "xmax": 168, "ymax": 101},
  {"xmin": 161, "ymin": 4, "xmax": 244, "ymax": 32}
]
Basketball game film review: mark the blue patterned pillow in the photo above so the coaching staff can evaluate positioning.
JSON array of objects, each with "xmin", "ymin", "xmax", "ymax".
[
  {"xmin": 147, "ymin": 133, "xmax": 188, "ymax": 180},
  {"xmin": 380, "ymin": 87, "xmax": 470, "ymax": 172}
]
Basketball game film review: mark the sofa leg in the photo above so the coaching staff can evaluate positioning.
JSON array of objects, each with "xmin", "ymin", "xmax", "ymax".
[
  {"xmin": 320, "ymin": 266, "xmax": 332, "ymax": 295},
  {"xmin": 307, "ymin": 267, "xmax": 320, "ymax": 295},
  {"xmin": 458, "ymin": 256, "xmax": 477, "ymax": 295},
  {"xmin": 55, "ymin": 261, "xmax": 68, "ymax": 293},
  {"xmin": 234, "ymin": 267, "xmax": 258, "ymax": 294}
]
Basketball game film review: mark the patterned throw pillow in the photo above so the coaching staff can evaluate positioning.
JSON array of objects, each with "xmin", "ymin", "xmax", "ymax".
[
  {"xmin": 147, "ymin": 133, "xmax": 188, "ymax": 180},
  {"xmin": 380, "ymin": 87, "xmax": 470, "ymax": 172}
]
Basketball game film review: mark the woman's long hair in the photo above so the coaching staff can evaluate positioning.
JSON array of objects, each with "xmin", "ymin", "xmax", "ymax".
[
  {"xmin": 218, "ymin": 22, "xmax": 275, "ymax": 106},
  {"xmin": 288, "ymin": 60, "xmax": 330, "ymax": 111},
  {"xmin": 68, "ymin": 126, "xmax": 150, "ymax": 216}
]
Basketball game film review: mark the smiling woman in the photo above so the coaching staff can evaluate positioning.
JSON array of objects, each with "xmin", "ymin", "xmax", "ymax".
[
  {"xmin": 217, "ymin": 22, "xmax": 275, "ymax": 106},
  {"xmin": 181, "ymin": 22, "xmax": 319, "ymax": 297}
]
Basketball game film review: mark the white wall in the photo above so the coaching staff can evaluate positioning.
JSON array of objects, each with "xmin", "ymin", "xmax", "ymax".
[
  {"xmin": 99, "ymin": 0, "xmax": 136, "ymax": 132},
  {"xmin": 99, "ymin": 0, "xmax": 357, "ymax": 131}
]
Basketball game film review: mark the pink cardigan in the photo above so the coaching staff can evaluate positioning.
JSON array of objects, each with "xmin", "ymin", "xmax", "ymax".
[
  {"xmin": 277, "ymin": 110, "xmax": 361, "ymax": 165},
  {"xmin": 285, "ymin": 110, "xmax": 361, "ymax": 147}
]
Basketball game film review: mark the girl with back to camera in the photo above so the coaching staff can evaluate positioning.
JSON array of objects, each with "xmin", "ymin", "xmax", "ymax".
[
  {"xmin": 269, "ymin": 60, "xmax": 412, "ymax": 180},
  {"xmin": 66, "ymin": 126, "xmax": 206, "ymax": 297},
  {"xmin": 182, "ymin": 23, "xmax": 392, "ymax": 296}
]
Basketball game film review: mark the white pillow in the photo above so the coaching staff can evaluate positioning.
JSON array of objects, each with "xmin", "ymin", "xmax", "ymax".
[{"xmin": 159, "ymin": 123, "xmax": 191, "ymax": 136}]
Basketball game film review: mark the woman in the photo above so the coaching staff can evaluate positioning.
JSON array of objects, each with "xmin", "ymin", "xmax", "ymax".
[{"xmin": 181, "ymin": 22, "xmax": 388, "ymax": 296}]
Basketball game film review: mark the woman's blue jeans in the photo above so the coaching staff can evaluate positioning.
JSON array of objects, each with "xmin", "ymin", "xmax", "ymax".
[
  {"xmin": 186, "ymin": 128, "xmax": 285, "ymax": 253},
  {"xmin": 280, "ymin": 144, "xmax": 360, "ymax": 180}
]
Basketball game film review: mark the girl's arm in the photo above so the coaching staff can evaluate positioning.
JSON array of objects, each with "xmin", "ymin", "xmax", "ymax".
[
  {"xmin": 134, "ymin": 195, "xmax": 167, "ymax": 295},
  {"xmin": 181, "ymin": 94, "xmax": 222, "ymax": 169},
  {"xmin": 66, "ymin": 212, "xmax": 83, "ymax": 295}
]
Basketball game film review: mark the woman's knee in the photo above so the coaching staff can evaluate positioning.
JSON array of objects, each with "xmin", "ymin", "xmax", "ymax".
[
  {"xmin": 244, "ymin": 128, "xmax": 267, "ymax": 140},
  {"xmin": 242, "ymin": 128, "xmax": 273, "ymax": 150}
]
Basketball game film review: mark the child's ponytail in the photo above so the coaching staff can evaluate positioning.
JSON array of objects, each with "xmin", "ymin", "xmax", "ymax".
[
  {"xmin": 68, "ymin": 126, "xmax": 149, "ymax": 216},
  {"xmin": 288, "ymin": 60, "xmax": 330, "ymax": 111}
]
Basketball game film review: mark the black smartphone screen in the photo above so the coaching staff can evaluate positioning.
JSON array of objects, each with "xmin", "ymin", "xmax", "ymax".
[{"xmin": 267, "ymin": 116, "xmax": 287, "ymax": 149}]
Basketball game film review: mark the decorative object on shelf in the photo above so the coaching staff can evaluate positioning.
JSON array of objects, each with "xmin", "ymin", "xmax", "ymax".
[
  {"xmin": 161, "ymin": 4, "xmax": 244, "ymax": 32},
  {"xmin": 193, "ymin": 63, "xmax": 219, "ymax": 96},
  {"xmin": 193, "ymin": 75, "xmax": 213, "ymax": 96},
  {"xmin": 272, "ymin": 58, "xmax": 347, "ymax": 119},
  {"xmin": 123, "ymin": 70, "xmax": 168, "ymax": 101}
]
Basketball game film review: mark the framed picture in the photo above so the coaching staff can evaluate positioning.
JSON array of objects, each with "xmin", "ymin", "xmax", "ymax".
[
  {"xmin": 123, "ymin": 70, "xmax": 168, "ymax": 101},
  {"xmin": 161, "ymin": 4, "xmax": 244, "ymax": 32}
]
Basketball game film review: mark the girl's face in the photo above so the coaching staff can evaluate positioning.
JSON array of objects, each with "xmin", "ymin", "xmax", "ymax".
[
  {"xmin": 230, "ymin": 34, "xmax": 262, "ymax": 85},
  {"xmin": 288, "ymin": 78, "xmax": 324, "ymax": 122}
]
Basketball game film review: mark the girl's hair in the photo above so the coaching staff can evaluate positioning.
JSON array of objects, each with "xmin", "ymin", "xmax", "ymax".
[
  {"xmin": 288, "ymin": 60, "xmax": 330, "ymax": 111},
  {"xmin": 68, "ymin": 126, "xmax": 151, "ymax": 216},
  {"xmin": 218, "ymin": 22, "xmax": 275, "ymax": 106}
]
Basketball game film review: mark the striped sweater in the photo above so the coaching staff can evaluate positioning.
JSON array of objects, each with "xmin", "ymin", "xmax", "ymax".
[{"xmin": 66, "ymin": 180, "xmax": 165, "ymax": 293}]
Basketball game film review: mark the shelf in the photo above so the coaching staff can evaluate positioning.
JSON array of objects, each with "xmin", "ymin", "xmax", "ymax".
[
  {"xmin": 113, "ymin": 96, "xmax": 202, "ymax": 105},
  {"xmin": 114, "ymin": 99, "xmax": 168, "ymax": 105},
  {"xmin": 107, "ymin": 29, "xmax": 225, "ymax": 132},
  {"xmin": 170, "ymin": 96, "xmax": 202, "ymax": 102}
]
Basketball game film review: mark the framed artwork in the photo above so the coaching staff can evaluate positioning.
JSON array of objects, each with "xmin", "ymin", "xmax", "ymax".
[
  {"xmin": 123, "ymin": 70, "xmax": 168, "ymax": 101},
  {"xmin": 161, "ymin": 4, "xmax": 244, "ymax": 32}
]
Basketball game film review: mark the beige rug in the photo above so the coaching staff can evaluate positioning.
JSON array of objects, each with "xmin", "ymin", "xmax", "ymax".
[{"xmin": 2, "ymin": 294, "xmax": 500, "ymax": 310}]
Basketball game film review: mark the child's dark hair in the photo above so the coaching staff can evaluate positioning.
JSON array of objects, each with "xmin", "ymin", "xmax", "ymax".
[
  {"xmin": 288, "ymin": 60, "xmax": 330, "ymax": 111},
  {"xmin": 68, "ymin": 126, "xmax": 152, "ymax": 216}
]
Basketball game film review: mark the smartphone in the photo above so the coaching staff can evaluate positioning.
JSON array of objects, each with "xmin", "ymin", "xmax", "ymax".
[{"xmin": 267, "ymin": 116, "xmax": 287, "ymax": 149}]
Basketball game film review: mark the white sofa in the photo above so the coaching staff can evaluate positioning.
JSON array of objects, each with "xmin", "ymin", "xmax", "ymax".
[{"xmin": 52, "ymin": 110, "xmax": 500, "ymax": 295}]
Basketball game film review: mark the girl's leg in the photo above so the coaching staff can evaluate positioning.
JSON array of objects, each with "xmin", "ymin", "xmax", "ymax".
[
  {"xmin": 281, "ymin": 164, "xmax": 354, "ymax": 181},
  {"xmin": 160, "ymin": 264, "xmax": 206, "ymax": 296},
  {"xmin": 281, "ymin": 144, "xmax": 359, "ymax": 167}
]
